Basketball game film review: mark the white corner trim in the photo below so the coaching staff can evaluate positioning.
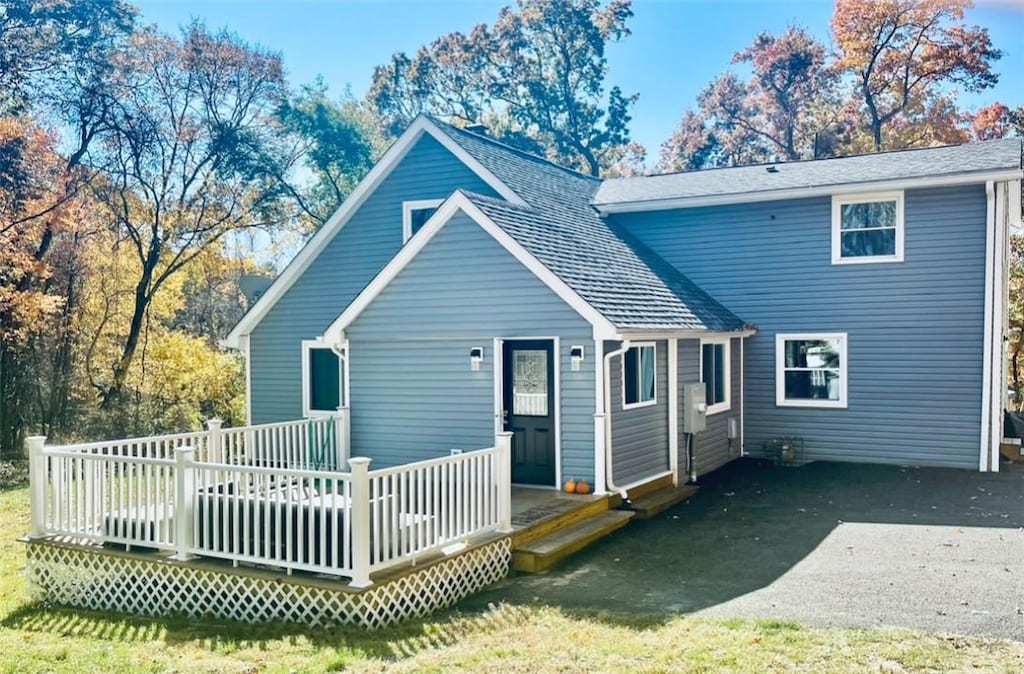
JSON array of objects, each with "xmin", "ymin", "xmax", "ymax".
[
  {"xmin": 321, "ymin": 192, "xmax": 618, "ymax": 343},
  {"xmin": 699, "ymin": 336, "xmax": 731, "ymax": 415},
  {"xmin": 831, "ymin": 191, "xmax": 904, "ymax": 265},
  {"xmin": 667, "ymin": 338, "xmax": 679, "ymax": 486},
  {"xmin": 240, "ymin": 334, "xmax": 252, "ymax": 425},
  {"xmin": 775, "ymin": 332, "xmax": 848, "ymax": 409},
  {"xmin": 301, "ymin": 338, "xmax": 343, "ymax": 418},
  {"xmin": 593, "ymin": 169, "xmax": 1024, "ymax": 215},
  {"xmin": 402, "ymin": 199, "xmax": 445, "ymax": 243},
  {"xmin": 621, "ymin": 341, "xmax": 657, "ymax": 411},
  {"xmin": 980, "ymin": 182, "xmax": 995, "ymax": 472},
  {"xmin": 221, "ymin": 116, "xmax": 525, "ymax": 349}
]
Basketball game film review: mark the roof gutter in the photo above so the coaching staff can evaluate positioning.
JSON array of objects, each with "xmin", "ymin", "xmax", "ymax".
[{"xmin": 594, "ymin": 169, "xmax": 1024, "ymax": 215}]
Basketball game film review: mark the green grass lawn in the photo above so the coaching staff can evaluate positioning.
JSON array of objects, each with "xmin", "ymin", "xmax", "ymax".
[{"xmin": 2, "ymin": 483, "xmax": 1022, "ymax": 674}]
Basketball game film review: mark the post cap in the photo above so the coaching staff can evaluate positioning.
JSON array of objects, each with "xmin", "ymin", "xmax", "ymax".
[{"xmin": 347, "ymin": 456, "xmax": 372, "ymax": 467}]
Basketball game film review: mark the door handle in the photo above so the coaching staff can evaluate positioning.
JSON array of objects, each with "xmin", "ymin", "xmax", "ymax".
[{"xmin": 502, "ymin": 409, "xmax": 509, "ymax": 425}]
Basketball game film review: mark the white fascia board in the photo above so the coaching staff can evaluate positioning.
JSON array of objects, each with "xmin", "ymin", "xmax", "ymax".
[
  {"xmin": 616, "ymin": 328, "xmax": 756, "ymax": 340},
  {"xmin": 221, "ymin": 116, "xmax": 524, "ymax": 349},
  {"xmin": 593, "ymin": 169, "xmax": 1024, "ymax": 215},
  {"xmin": 321, "ymin": 192, "xmax": 618, "ymax": 343}
]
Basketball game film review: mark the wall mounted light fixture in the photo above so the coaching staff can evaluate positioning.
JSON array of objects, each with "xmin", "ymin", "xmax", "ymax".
[
  {"xmin": 570, "ymin": 345, "xmax": 585, "ymax": 371},
  {"xmin": 469, "ymin": 347, "xmax": 484, "ymax": 371}
]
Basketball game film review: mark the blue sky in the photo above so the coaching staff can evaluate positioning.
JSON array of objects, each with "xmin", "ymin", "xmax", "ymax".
[{"xmin": 134, "ymin": 0, "xmax": 1024, "ymax": 157}]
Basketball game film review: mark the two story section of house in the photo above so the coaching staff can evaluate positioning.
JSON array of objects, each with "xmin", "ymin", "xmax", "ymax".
[{"xmin": 224, "ymin": 116, "xmax": 1022, "ymax": 497}]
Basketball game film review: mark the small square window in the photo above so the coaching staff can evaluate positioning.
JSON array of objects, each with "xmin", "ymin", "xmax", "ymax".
[
  {"xmin": 776, "ymin": 333, "xmax": 847, "ymax": 408},
  {"xmin": 623, "ymin": 343, "xmax": 656, "ymax": 409},
  {"xmin": 832, "ymin": 192, "xmax": 904, "ymax": 264},
  {"xmin": 700, "ymin": 339, "xmax": 730, "ymax": 415}
]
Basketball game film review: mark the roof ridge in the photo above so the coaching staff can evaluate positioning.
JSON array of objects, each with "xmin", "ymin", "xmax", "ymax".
[
  {"xmin": 618, "ymin": 136, "xmax": 1024, "ymax": 184},
  {"xmin": 428, "ymin": 115, "xmax": 603, "ymax": 184}
]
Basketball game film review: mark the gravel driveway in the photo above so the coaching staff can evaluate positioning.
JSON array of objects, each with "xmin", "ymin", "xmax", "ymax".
[{"xmin": 462, "ymin": 458, "xmax": 1024, "ymax": 640}]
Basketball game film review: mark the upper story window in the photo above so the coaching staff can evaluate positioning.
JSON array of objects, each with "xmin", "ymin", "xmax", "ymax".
[
  {"xmin": 402, "ymin": 199, "xmax": 444, "ymax": 243},
  {"xmin": 700, "ymin": 338, "xmax": 731, "ymax": 415},
  {"xmin": 302, "ymin": 340, "xmax": 342, "ymax": 416},
  {"xmin": 776, "ymin": 333, "xmax": 847, "ymax": 409},
  {"xmin": 623, "ymin": 343, "xmax": 656, "ymax": 409},
  {"xmin": 831, "ymin": 192, "xmax": 904, "ymax": 264}
]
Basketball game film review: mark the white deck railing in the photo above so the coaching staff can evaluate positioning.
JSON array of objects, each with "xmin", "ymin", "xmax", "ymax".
[
  {"xmin": 44, "ymin": 412, "xmax": 350, "ymax": 471},
  {"xmin": 26, "ymin": 420, "xmax": 512, "ymax": 587}
]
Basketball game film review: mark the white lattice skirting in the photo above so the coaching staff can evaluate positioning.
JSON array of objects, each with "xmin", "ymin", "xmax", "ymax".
[{"xmin": 25, "ymin": 538, "xmax": 512, "ymax": 629}]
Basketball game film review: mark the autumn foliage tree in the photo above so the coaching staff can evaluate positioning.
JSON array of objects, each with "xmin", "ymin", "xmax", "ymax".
[
  {"xmin": 368, "ymin": 0, "xmax": 639, "ymax": 176},
  {"xmin": 660, "ymin": 27, "xmax": 837, "ymax": 171},
  {"xmin": 831, "ymin": 0, "xmax": 1000, "ymax": 151},
  {"xmin": 82, "ymin": 24, "xmax": 289, "ymax": 415}
]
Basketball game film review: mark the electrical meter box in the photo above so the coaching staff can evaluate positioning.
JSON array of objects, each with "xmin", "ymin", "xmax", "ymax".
[{"xmin": 682, "ymin": 382, "xmax": 707, "ymax": 434}]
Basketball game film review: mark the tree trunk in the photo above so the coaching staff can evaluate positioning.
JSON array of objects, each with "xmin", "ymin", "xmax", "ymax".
[{"xmin": 102, "ymin": 238, "xmax": 161, "ymax": 410}]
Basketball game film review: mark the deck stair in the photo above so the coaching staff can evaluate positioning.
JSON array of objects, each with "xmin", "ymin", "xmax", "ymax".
[
  {"xmin": 510, "ymin": 491, "xmax": 630, "ymax": 573},
  {"xmin": 623, "ymin": 474, "xmax": 700, "ymax": 520}
]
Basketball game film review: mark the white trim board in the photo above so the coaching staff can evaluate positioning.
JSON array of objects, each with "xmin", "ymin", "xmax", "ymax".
[
  {"xmin": 321, "ymin": 192, "xmax": 618, "ymax": 343},
  {"xmin": 593, "ymin": 169, "xmax": 1024, "ymax": 215},
  {"xmin": 980, "ymin": 182, "xmax": 995, "ymax": 471},
  {"xmin": 222, "ymin": 115, "xmax": 525, "ymax": 349}
]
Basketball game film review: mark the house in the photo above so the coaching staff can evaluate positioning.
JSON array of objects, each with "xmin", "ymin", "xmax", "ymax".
[
  {"xmin": 23, "ymin": 118, "xmax": 1023, "ymax": 628},
  {"xmin": 222, "ymin": 116, "xmax": 1024, "ymax": 488}
]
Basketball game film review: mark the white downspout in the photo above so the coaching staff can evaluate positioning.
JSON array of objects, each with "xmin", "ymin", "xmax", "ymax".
[{"xmin": 603, "ymin": 339, "xmax": 631, "ymax": 499}]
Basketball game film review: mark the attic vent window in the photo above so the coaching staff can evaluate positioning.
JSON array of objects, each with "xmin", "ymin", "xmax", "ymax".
[
  {"xmin": 831, "ymin": 191, "xmax": 904, "ymax": 265},
  {"xmin": 402, "ymin": 199, "xmax": 445, "ymax": 243}
]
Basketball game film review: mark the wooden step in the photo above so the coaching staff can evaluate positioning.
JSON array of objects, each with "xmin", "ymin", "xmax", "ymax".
[
  {"xmin": 626, "ymin": 484, "xmax": 700, "ymax": 519},
  {"xmin": 510, "ymin": 494, "xmax": 618, "ymax": 548},
  {"xmin": 626, "ymin": 473, "xmax": 675, "ymax": 501},
  {"xmin": 512, "ymin": 510, "xmax": 634, "ymax": 573}
]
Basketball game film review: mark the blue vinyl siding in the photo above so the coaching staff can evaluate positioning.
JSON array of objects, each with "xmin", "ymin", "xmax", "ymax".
[
  {"xmin": 679, "ymin": 338, "xmax": 742, "ymax": 477},
  {"xmin": 346, "ymin": 212, "xmax": 596, "ymax": 478},
  {"xmin": 608, "ymin": 340, "xmax": 670, "ymax": 485},
  {"xmin": 614, "ymin": 184, "xmax": 986, "ymax": 469},
  {"xmin": 249, "ymin": 134, "xmax": 500, "ymax": 423}
]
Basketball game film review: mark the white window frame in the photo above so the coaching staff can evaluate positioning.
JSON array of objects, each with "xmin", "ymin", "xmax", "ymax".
[
  {"xmin": 775, "ymin": 332, "xmax": 848, "ymax": 409},
  {"xmin": 402, "ymin": 199, "xmax": 444, "ymax": 243},
  {"xmin": 622, "ymin": 342, "xmax": 657, "ymax": 410},
  {"xmin": 699, "ymin": 337, "xmax": 731, "ymax": 415},
  {"xmin": 831, "ymin": 191, "xmax": 904, "ymax": 265},
  {"xmin": 301, "ymin": 339, "xmax": 344, "ymax": 417}
]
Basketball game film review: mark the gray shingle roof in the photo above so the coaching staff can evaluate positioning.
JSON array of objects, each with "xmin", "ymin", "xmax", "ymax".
[
  {"xmin": 431, "ymin": 120, "xmax": 745, "ymax": 332},
  {"xmin": 594, "ymin": 137, "xmax": 1023, "ymax": 207}
]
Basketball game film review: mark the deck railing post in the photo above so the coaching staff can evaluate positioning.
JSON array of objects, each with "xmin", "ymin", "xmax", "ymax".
[
  {"xmin": 335, "ymin": 406, "xmax": 351, "ymax": 471},
  {"xmin": 348, "ymin": 456, "xmax": 373, "ymax": 588},
  {"xmin": 495, "ymin": 432, "xmax": 513, "ymax": 533},
  {"xmin": 26, "ymin": 436, "xmax": 47, "ymax": 539},
  {"xmin": 206, "ymin": 418, "xmax": 223, "ymax": 463},
  {"xmin": 173, "ymin": 446, "xmax": 196, "ymax": 561}
]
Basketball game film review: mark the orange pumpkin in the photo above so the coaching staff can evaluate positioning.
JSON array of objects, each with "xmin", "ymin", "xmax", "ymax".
[
  {"xmin": 563, "ymin": 479, "xmax": 577, "ymax": 493},
  {"xmin": 574, "ymin": 481, "xmax": 591, "ymax": 494}
]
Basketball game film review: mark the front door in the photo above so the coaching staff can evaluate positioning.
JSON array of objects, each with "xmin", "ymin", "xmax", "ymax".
[{"xmin": 502, "ymin": 340, "xmax": 556, "ymax": 486}]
